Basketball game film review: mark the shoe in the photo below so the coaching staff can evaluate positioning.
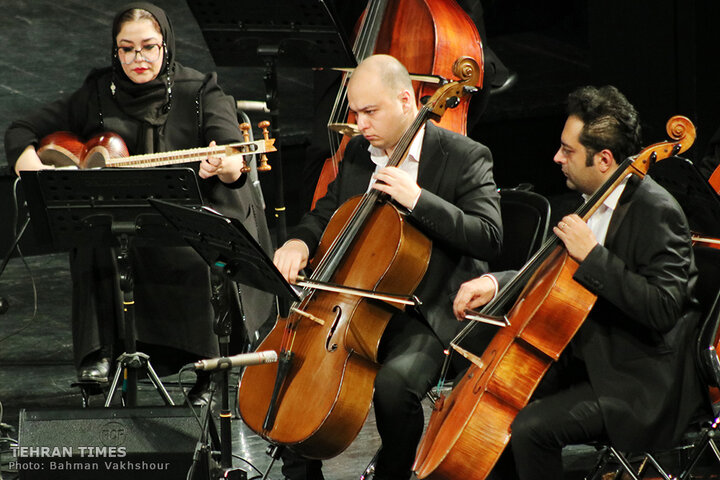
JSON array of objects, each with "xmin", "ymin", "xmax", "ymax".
[
  {"xmin": 188, "ymin": 389, "xmax": 213, "ymax": 407},
  {"xmin": 78, "ymin": 357, "xmax": 110, "ymax": 383},
  {"xmin": 187, "ymin": 371, "xmax": 212, "ymax": 406}
]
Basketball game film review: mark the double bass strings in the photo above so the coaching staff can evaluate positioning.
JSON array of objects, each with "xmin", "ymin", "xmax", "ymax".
[{"xmin": 327, "ymin": 0, "xmax": 388, "ymax": 155}]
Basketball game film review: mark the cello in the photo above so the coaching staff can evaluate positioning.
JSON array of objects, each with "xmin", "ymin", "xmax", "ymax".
[
  {"xmin": 237, "ymin": 57, "xmax": 480, "ymax": 459},
  {"xmin": 310, "ymin": 0, "xmax": 484, "ymax": 208},
  {"xmin": 413, "ymin": 116, "xmax": 697, "ymax": 479}
]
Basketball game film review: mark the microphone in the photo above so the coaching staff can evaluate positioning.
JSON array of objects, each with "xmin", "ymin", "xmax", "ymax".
[{"xmin": 191, "ymin": 350, "xmax": 278, "ymax": 371}]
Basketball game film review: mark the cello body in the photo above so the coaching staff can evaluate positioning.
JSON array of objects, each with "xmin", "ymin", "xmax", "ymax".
[
  {"xmin": 237, "ymin": 197, "xmax": 431, "ymax": 458},
  {"xmin": 238, "ymin": 56, "xmax": 480, "ymax": 460},
  {"xmin": 414, "ymin": 248, "xmax": 596, "ymax": 479}
]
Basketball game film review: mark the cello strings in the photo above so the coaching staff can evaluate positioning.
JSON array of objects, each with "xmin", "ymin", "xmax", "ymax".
[
  {"xmin": 437, "ymin": 157, "xmax": 640, "ymax": 388},
  {"xmin": 312, "ymin": 101, "xmax": 436, "ymax": 286}
]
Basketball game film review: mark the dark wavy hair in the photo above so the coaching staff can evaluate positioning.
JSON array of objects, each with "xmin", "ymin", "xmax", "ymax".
[{"xmin": 567, "ymin": 86, "xmax": 642, "ymax": 166}]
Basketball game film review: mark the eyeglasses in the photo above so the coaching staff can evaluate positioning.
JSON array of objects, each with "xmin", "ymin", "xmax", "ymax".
[{"xmin": 116, "ymin": 44, "xmax": 163, "ymax": 64}]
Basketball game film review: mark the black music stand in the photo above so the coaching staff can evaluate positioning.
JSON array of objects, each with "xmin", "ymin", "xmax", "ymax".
[
  {"xmin": 648, "ymin": 156, "xmax": 720, "ymax": 238},
  {"xmin": 149, "ymin": 198, "xmax": 298, "ymax": 477},
  {"xmin": 186, "ymin": 0, "xmax": 355, "ymax": 245},
  {"xmin": 20, "ymin": 168, "xmax": 203, "ymax": 407}
]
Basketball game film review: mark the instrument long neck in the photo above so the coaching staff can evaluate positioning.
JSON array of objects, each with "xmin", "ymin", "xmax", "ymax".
[
  {"xmin": 470, "ymin": 157, "xmax": 635, "ymax": 319},
  {"xmin": 106, "ymin": 145, "xmax": 223, "ymax": 168},
  {"xmin": 308, "ymin": 105, "xmax": 430, "ymax": 290}
]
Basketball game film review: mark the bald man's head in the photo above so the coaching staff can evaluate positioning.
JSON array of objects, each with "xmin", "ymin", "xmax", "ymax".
[
  {"xmin": 349, "ymin": 54, "xmax": 414, "ymax": 100},
  {"xmin": 347, "ymin": 55, "xmax": 417, "ymax": 154}
]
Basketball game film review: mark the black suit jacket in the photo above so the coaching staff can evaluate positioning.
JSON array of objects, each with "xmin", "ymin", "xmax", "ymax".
[
  {"xmin": 293, "ymin": 122, "xmax": 502, "ymax": 344},
  {"xmin": 499, "ymin": 175, "xmax": 705, "ymax": 450},
  {"xmin": 573, "ymin": 175, "xmax": 704, "ymax": 449}
]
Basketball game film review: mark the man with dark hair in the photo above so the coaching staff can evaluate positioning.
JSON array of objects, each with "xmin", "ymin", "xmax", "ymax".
[
  {"xmin": 453, "ymin": 85, "xmax": 706, "ymax": 480},
  {"xmin": 566, "ymin": 85, "xmax": 641, "ymax": 165}
]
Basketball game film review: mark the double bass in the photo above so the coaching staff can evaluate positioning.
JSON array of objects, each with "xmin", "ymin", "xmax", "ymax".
[
  {"xmin": 413, "ymin": 116, "xmax": 697, "ymax": 479},
  {"xmin": 311, "ymin": 0, "xmax": 484, "ymax": 208},
  {"xmin": 237, "ymin": 57, "xmax": 480, "ymax": 459}
]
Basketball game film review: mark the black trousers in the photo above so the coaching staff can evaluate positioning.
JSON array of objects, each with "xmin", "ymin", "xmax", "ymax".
[
  {"xmin": 508, "ymin": 359, "xmax": 607, "ymax": 480},
  {"xmin": 281, "ymin": 313, "xmax": 445, "ymax": 480}
]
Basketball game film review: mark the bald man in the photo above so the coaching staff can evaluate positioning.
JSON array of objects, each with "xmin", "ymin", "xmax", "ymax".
[{"xmin": 274, "ymin": 54, "xmax": 502, "ymax": 480}]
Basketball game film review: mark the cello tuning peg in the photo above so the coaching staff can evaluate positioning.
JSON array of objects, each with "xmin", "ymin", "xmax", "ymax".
[{"xmin": 258, "ymin": 120, "xmax": 272, "ymax": 172}]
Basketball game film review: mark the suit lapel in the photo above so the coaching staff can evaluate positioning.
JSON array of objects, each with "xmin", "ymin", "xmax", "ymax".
[
  {"xmin": 417, "ymin": 123, "xmax": 448, "ymax": 193},
  {"xmin": 605, "ymin": 175, "xmax": 642, "ymax": 249}
]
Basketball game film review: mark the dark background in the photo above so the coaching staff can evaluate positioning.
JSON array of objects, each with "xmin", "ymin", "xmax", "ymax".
[{"xmin": 1, "ymin": 0, "xmax": 719, "ymax": 256}]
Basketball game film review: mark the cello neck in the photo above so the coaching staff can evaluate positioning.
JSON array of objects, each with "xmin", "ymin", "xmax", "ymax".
[{"xmin": 310, "ymin": 107, "xmax": 433, "ymax": 286}]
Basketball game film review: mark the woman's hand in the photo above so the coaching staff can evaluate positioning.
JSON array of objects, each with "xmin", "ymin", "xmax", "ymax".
[
  {"xmin": 14, "ymin": 145, "xmax": 53, "ymax": 176},
  {"xmin": 198, "ymin": 140, "xmax": 244, "ymax": 183}
]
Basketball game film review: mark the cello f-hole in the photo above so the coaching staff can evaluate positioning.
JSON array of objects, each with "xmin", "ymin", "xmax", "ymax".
[{"xmin": 326, "ymin": 306, "xmax": 343, "ymax": 352}]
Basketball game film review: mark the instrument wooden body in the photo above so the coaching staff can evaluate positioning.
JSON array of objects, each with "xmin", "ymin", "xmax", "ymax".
[
  {"xmin": 310, "ymin": 0, "xmax": 483, "ymax": 208},
  {"xmin": 238, "ymin": 57, "xmax": 480, "ymax": 460},
  {"xmin": 37, "ymin": 131, "xmax": 275, "ymax": 169},
  {"xmin": 709, "ymin": 164, "xmax": 720, "ymax": 194},
  {"xmin": 413, "ymin": 115, "xmax": 697, "ymax": 480},
  {"xmin": 375, "ymin": 0, "xmax": 483, "ymax": 135},
  {"xmin": 237, "ymin": 198, "xmax": 431, "ymax": 458},
  {"xmin": 414, "ymin": 249, "xmax": 595, "ymax": 479}
]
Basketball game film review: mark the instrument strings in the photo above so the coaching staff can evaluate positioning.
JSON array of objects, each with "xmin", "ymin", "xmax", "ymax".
[
  {"xmin": 310, "ymin": 103, "xmax": 432, "ymax": 291},
  {"xmin": 437, "ymin": 156, "xmax": 639, "ymax": 387},
  {"xmin": 327, "ymin": 1, "xmax": 388, "ymax": 157}
]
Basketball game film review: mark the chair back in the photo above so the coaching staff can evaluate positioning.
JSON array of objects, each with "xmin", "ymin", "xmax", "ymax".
[
  {"xmin": 693, "ymin": 245, "xmax": 720, "ymax": 389},
  {"xmin": 489, "ymin": 187, "xmax": 551, "ymax": 272}
]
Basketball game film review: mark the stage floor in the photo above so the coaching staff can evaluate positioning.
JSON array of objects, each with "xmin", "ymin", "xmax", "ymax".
[{"xmin": 2, "ymin": 253, "xmax": 716, "ymax": 480}]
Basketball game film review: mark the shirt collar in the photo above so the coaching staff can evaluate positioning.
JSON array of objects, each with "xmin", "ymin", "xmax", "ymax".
[
  {"xmin": 582, "ymin": 173, "xmax": 631, "ymax": 212},
  {"xmin": 368, "ymin": 125, "xmax": 425, "ymax": 168}
]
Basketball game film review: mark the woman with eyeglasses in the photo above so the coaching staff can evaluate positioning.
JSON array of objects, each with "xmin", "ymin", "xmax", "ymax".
[{"xmin": 4, "ymin": 2, "xmax": 273, "ymax": 403}]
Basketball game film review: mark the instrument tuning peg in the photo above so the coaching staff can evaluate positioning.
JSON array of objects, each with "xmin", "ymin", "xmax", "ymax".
[
  {"xmin": 258, "ymin": 120, "xmax": 272, "ymax": 172},
  {"xmin": 445, "ymin": 96, "xmax": 460, "ymax": 109},
  {"xmin": 239, "ymin": 123, "xmax": 252, "ymax": 173}
]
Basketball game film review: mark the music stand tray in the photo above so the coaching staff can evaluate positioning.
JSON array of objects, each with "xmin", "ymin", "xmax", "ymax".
[
  {"xmin": 186, "ymin": 0, "xmax": 355, "ymax": 69},
  {"xmin": 148, "ymin": 198, "xmax": 298, "ymax": 303},
  {"xmin": 149, "ymin": 198, "xmax": 298, "ymax": 475},
  {"xmin": 20, "ymin": 168, "xmax": 204, "ymax": 407},
  {"xmin": 648, "ymin": 156, "xmax": 720, "ymax": 238}
]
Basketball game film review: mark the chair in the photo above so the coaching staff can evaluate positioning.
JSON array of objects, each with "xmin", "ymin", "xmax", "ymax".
[
  {"xmin": 585, "ymin": 244, "xmax": 720, "ymax": 480},
  {"xmin": 672, "ymin": 244, "xmax": 720, "ymax": 479},
  {"xmin": 489, "ymin": 186, "xmax": 551, "ymax": 272}
]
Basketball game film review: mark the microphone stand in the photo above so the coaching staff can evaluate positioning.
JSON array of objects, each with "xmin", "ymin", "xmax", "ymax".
[
  {"xmin": 0, "ymin": 214, "xmax": 31, "ymax": 315},
  {"xmin": 209, "ymin": 263, "xmax": 246, "ymax": 479}
]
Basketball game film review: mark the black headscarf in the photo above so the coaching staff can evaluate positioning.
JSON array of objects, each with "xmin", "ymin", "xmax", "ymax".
[{"xmin": 110, "ymin": 2, "xmax": 176, "ymax": 126}]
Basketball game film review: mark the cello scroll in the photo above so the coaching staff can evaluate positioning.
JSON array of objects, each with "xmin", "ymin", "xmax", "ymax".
[
  {"xmin": 629, "ymin": 115, "xmax": 696, "ymax": 176},
  {"xmin": 423, "ymin": 57, "xmax": 480, "ymax": 120}
]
